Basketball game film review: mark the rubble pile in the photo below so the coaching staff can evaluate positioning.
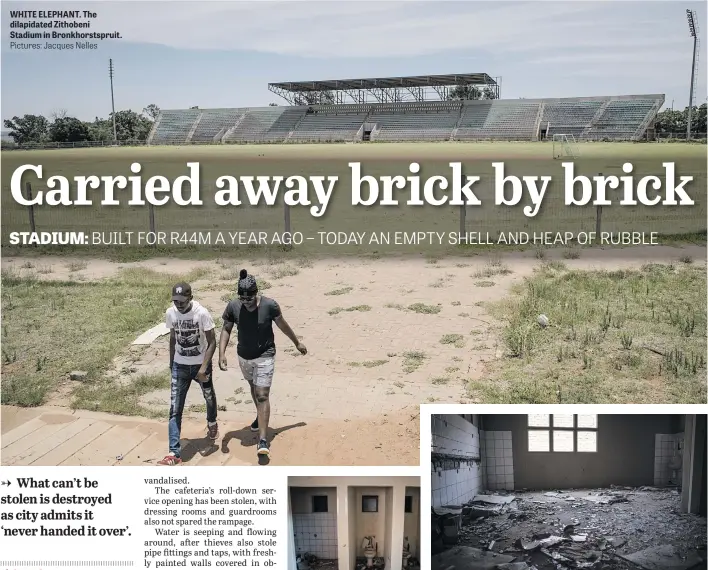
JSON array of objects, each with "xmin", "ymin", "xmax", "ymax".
[
  {"xmin": 353, "ymin": 556, "xmax": 385, "ymax": 570},
  {"xmin": 432, "ymin": 487, "xmax": 707, "ymax": 570},
  {"xmin": 296, "ymin": 553, "xmax": 338, "ymax": 570}
]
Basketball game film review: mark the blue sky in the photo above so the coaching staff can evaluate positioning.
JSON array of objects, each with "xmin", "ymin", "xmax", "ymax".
[{"xmin": 2, "ymin": 0, "xmax": 706, "ymax": 122}]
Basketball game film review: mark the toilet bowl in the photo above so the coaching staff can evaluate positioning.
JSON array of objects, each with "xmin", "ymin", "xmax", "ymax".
[
  {"xmin": 362, "ymin": 536, "xmax": 377, "ymax": 568},
  {"xmin": 402, "ymin": 536, "xmax": 412, "ymax": 568}
]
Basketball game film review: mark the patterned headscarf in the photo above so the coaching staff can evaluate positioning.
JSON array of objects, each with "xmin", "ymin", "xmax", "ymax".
[{"xmin": 238, "ymin": 269, "xmax": 258, "ymax": 295}]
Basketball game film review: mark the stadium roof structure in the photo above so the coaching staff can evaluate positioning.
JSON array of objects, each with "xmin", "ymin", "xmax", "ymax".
[{"xmin": 268, "ymin": 73, "xmax": 500, "ymax": 105}]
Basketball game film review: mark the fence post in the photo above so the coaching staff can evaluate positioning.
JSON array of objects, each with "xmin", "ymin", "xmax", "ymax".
[
  {"xmin": 284, "ymin": 203, "xmax": 292, "ymax": 250},
  {"xmin": 25, "ymin": 182, "xmax": 36, "ymax": 245},
  {"xmin": 595, "ymin": 205, "xmax": 602, "ymax": 237},
  {"xmin": 148, "ymin": 203, "xmax": 156, "ymax": 246},
  {"xmin": 595, "ymin": 172, "xmax": 602, "ymax": 237},
  {"xmin": 459, "ymin": 171, "xmax": 467, "ymax": 242}
]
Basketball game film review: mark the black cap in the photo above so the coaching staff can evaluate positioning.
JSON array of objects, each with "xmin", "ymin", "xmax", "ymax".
[{"xmin": 172, "ymin": 282, "xmax": 192, "ymax": 301}]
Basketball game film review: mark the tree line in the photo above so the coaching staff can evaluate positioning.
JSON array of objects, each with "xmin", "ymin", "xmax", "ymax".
[
  {"xmin": 447, "ymin": 84, "xmax": 498, "ymax": 100},
  {"xmin": 3, "ymin": 104, "xmax": 160, "ymax": 145},
  {"xmin": 653, "ymin": 103, "xmax": 707, "ymax": 137}
]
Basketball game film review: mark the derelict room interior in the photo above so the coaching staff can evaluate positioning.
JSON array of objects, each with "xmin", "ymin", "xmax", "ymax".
[
  {"xmin": 431, "ymin": 414, "xmax": 707, "ymax": 570},
  {"xmin": 288, "ymin": 476, "xmax": 421, "ymax": 570}
]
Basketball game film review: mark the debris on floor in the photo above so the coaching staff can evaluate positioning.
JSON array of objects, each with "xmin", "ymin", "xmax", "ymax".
[
  {"xmin": 354, "ymin": 556, "xmax": 385, "ymax": 569},
  {"xmin": 296, "ymin": 553, "xmax": 338, "ymax": 570},
  {"xmin": 431, "ymin": 546, "xmax": 515, "ymax": 569},
  {"xmin": 617, "ymin": 544, "xmax": 705, "ymax": 570},
  {"xmin": 432, "ymin": 487, "xmax": 707, "ymax": 570},
  {"xmin": 474, "ymin": 494, "xmax": 518, "ymax": 505},
  {"xmin": 582, "ymin": 491, "xmax": 629, "ymax": 505}
]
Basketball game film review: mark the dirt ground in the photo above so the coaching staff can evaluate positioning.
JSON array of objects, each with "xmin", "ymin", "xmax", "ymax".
[
  {"xmin": 1, "ymin": 244, "xmax": 706, "ymax": 465},
  {"xmin": 0, "ymin": 404, "xmax": 420, "ymax": 467},
  {"xmin": 432, "ymin": 487, "xmax": 707, "ymax": 570}
]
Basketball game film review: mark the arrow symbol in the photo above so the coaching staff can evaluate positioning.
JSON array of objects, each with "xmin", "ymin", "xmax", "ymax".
[{"xmin": 1, "ymin": 480, "xmax": 11, "ymax": 486}]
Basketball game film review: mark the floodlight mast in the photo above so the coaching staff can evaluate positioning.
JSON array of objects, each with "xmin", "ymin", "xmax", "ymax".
[
  {"xmin": 109, "ymin": 59, "xmax": 117, "ymax": 143},
  {"xmin": 686, "ymin": 9, "xmax": 698, "ymax": 139}
]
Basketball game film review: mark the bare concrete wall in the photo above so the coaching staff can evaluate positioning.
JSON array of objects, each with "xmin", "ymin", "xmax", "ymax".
[
  {"xmin": 291, "ymin": 487, "xmax": 337, "ymax": 513},
  {"xmin": 481, "ymin": 415, "xmax": 677, "ymax": 489},
  {"xmin": 403, "ymin": 487, "xmax": 420, "ymax": 558},
  {"xmin": 354, "ymin": 487, "xmax": 388, "ymax": 557}
]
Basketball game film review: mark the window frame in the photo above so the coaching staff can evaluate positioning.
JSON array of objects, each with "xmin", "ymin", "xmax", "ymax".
[
  {"xmin": 312, "ymin": 495, "xmax": 328, "ymax": 513},
  {"xmin": 527, "ymin": 414, "xmax": 598, "ymax": 453},
  {"xmin": 362, "ymin": 495, "xmax": 379, "ymax": 513}
]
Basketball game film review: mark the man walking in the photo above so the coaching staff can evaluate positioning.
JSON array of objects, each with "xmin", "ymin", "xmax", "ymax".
[
  {"xmin": 159, "ymin": 282, "xmax": 219, "ymax": 466},
  {"xmin": 219, "ymin": 269, "xmax": 307, "ymax": 459}
]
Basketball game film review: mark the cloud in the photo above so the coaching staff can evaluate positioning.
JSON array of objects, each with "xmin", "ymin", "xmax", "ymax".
[
  {"xmin": 3, "ymin": 0, "xmax": 705, "ymax": 110},
  {"xmin": 5, "ymin": 0, "xmax": 705, "ymax": 67}
]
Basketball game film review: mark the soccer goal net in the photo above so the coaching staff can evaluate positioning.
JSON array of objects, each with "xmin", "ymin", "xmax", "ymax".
[{"xmin": 552, "ymin": 134, "xmax": 579, "ymax": 159}]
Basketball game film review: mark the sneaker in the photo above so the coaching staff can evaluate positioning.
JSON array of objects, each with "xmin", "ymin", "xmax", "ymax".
[
  {"xmin": 158, "ymin": 454, "xmax": 182, "ymax": 466},
  {"xmin": 250, "ymin": 418, "xmax": 259, "ymax": 432},
  {"xmin": 207, "ymin": 423, "xmax": 219, "ymax": 440},
  {"xmin": 257, "ymin": 439, "xmax": 270, "ymax": 457}
]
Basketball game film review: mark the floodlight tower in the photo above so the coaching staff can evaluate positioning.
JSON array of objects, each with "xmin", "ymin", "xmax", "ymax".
[
  {"xmin": 686, "ymin": 9, "xmax": 698, "ymax": 139},
  {"xmin": 109, "ymin": 59, "xmax": 117, "ymax": 143}
]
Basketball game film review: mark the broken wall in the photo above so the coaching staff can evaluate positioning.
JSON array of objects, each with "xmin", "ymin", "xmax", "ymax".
[
  {"xmin": 431, "ymin": 415, "xmax": 481, "ymax": 507},
  {"xmin": 482, "ymin": 415, "xmax": 676, "ymax": 489}
]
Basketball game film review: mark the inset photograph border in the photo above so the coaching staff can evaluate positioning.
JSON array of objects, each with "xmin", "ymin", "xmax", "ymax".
[
  {"xmin": 429, "ymin": 410, "xmax": 706, "ymax": 570},
  {"xmin": 288, "ymin": 475, "xmax": 421, "ymax": 570}
]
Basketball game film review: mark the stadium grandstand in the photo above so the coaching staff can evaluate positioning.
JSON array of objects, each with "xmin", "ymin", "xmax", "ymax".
[{"xmin": 147, "ymin": 73, "xmax": 665, "ymax": 145}]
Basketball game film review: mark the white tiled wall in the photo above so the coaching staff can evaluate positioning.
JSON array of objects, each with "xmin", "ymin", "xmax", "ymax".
[
  {"xmin": 482, "ymin": 431, "xmax": 514, "ymax": 491},
  {"xmin": 431, "ymin": 414, "xmax": 479, "ymax": 457},
  {"xmin": 431, "ymin": 415, "xmax": 482, "ymax": 508},
  {"xmin": 654, "ymin": 433, "xmax": 684, "ymax": 487},
  {"xmin": 293, "ymin": 513, "xmax": 338, "ymax": 558}
]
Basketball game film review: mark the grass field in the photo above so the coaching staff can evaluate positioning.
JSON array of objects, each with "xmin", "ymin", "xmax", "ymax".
[
  {"xmin": 1, "ymin": 142, "xmax": 706, "ymax": 409},
  {"xmin": 2, "ymin": 142, "xmax": 706, "ymax": 258},
  {"xmin": 2, "ymin": 249, "xmax": 705, "ymax": 409},
  {"xmin": 475, "ymin": 259, "xmax": 706, "ymax": 403},
  {"xmin": 0, "ymin": 266, "xmax": 208, "ymax": 412}
]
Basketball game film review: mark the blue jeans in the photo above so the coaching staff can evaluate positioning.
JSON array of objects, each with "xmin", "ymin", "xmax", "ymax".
[{"xmin": 168, "ymin": 361, "xmax": 217, "ymax": 457}]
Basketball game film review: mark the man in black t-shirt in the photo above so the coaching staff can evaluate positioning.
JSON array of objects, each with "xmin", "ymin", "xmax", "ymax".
[{"xmin": 219, "ymin": 269, "xmax": 307, "ymax": 458}]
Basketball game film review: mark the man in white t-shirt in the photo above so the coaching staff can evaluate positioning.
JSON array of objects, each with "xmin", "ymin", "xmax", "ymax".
[{"xmin": 159, "ymin": 282, "xmax": 218, "ymax": 466}]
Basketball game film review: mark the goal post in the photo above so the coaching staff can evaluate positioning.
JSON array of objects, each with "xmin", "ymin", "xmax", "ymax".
[{"xmin": 552, "ymin": 133, "xmax": 579, "ymax": 159}]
